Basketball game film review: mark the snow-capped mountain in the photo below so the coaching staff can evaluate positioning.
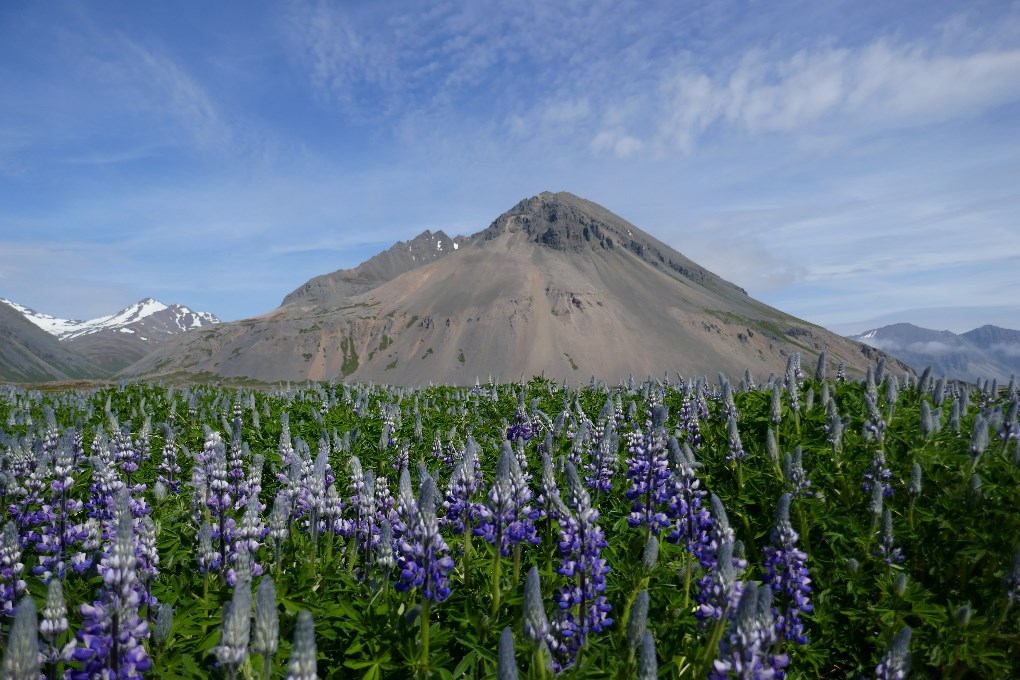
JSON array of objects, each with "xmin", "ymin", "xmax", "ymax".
[
  {"xmin": 0, "ymin": 297, "xmax": 220, "ymax": 375},
  {"xmin": 1, "ymin": 297, "xmax": 218, "ymax": 340}
]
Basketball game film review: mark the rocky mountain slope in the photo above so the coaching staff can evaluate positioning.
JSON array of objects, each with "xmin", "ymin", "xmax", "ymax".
[
  {"xmin": 1, "ymin": 297, "xmax": 220, "ymax": 375},
  {"xmin": 0, "ymin": 300, "xmax": 104, "ymax": 382},
  {"xmin": 123, "ymin": 192, "xmax": 907, "ymax": 385},
  {"xmin": 282, "ymin": 230, "xmax": 470, "ymax": 306},
  {"xmin": 851, "ymin": 323, "xmax": 1019, "ymax": 382}
]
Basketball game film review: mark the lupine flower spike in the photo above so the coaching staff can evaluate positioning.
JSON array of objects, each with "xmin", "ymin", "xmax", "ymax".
[
  {"xmin": 254, "ymin": 576, "xmax": 279, "ymax": 680},
  {"xmin": 874, "ymin": 626, "xmax": 912, "ymax": 680},
  {"xmin": 638, "ymin": 630, "xmax": 658, "ymax": 680},
  {"xmin": 3, "ymin": 595, "xmax": 39, "ymax": 680},
  {"xmin": 498, "ymin": 626, "xmax": 519, "ymax": 680},
  {"xmin": 287, "ymin": 610, "xmax": 317, "ymax": 680}
]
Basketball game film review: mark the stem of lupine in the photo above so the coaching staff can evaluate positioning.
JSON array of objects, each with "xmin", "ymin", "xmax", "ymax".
[
  {"xmin": 513, "ymin": 543, "xmax": 521, "ymax": 586},
  {"xmin": 463, "ymin": 530, "xmax": 472, "ymax": 585},
  {"xmin": 421, "ymin": 597, "xmax": 431, "ymax": 672},
  {"xmin": 491, "ymin": 528, "xmax": 503, "ymax": 618}
]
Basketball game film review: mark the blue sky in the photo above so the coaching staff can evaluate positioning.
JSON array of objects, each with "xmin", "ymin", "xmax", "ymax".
[{"xmin": 1, "ymin": 0, "xmax": 1018, "ymax": 334}]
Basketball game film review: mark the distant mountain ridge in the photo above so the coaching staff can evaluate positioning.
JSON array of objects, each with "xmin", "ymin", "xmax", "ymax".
[
  {"xmin": 123, "ymin": 191, "xmax": 909, "ymax": 385},
  {"xmin": 282, "ymin": 230, "xmax": 471, "ymax": 307},
  {"xmin": 850, "ymin": 323, "xmax": 1019, "ymax": 382},
  {"xmin": 0, "ymin": 297, "xmax": 220, "ymax": 378}
]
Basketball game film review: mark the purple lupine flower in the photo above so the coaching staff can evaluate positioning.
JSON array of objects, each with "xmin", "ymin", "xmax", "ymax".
[
  {"xmin": 874, "ymin": 626, "xmax": 912, "ymax": 680},
  {"xmin": 395, "ymin": 476, "xmax": 455, "ymax": 602},
  {"xmin": 374, "ymin": 473, "xmax": 399, "ymax": 534},
  {"xmin": 136, "ymin": 516, "xmax": 160, "ymax": 608},
  {"xmin": 584, "ymin": 421, "xmax": 618, "ymax": 495},
  {"xmin": 676, "ymin": 392, "xmax": 704, "ymax": 449},
  {"xmin": 762, "ymin": 494, "xmax": 812, "ymax": 645},
  {"xmin": 696, "ymin": 495, "xmax": 746, "ymax": 623},
  {"xmin": 782, "ymin": 446, "xmax": 812, "ymax": 499},
  {"xmin": 442, "ymin": 439, "xmax": 481, "ymax": 535},
  {"xmin": 625, "ymin": 405, "xmax": 672, "ymax": 536},
  {"xmin": 228, "ymin": 494, "xmax": 265, "ymax": 586},
  {"xmin": 33, "ymin": 434, "xmax": 89, "ymax": 580},
  {"xmin": 709, "ymin": 582, "xmax": 789, "ymax": 680},
  {"xmin": 0, "ymin": 520, "xmax": 27, "ymax": 618},
  {"xmin": 507, "ymin": 392, "xmax": 534, "ymax": 443},
  {"xmin": 475, "ymin": 443, "xmax": 538, "ymax": 555},
  {"xmin": 71, "ymin": 507, "xmax": 151, "ymax": 680},
  {"xmin": 874, "ymin": 510, "xmax": 904, "ymax": 565},
  {"xmin": 862, "ymin": 450, "xmax": 893, "ymax": 498},
  {"xmin": 665, "ymin": 438, "xmax": 713, "ymax": 559},
  {"xmin": 549, "ymin": 462, "xmax": 612, "ymax": 671}
]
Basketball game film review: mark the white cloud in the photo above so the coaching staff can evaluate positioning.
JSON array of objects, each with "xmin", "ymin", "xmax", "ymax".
[{"xmin": 652, "ymin": 39, "xmax": 1020, "ymax": 153}]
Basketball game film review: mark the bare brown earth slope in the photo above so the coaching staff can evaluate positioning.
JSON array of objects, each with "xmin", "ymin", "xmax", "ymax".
[{"xmin": 121, "ymin": 192, "xmax": 906, "ymax": 385}]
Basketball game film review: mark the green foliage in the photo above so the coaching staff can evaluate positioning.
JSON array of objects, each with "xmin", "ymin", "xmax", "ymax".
[{"xmin": 1, "ymin": 371, "xmax": 1018, "ymax": 679}]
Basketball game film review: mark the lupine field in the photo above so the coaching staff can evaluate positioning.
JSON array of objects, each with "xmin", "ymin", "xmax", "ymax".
[{"xmin": 1, "ymin": 354, "xmax": 1019, "ymax": 679}]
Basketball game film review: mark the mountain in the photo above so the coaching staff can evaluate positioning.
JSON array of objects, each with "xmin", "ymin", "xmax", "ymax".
[
  {"xmin": 283, "ymin": 230, "xmax": 471, "ymax": 307},
  {"xmin": 123, "ymin": 191, "xmax": 908, "ymax": 385},
  {"xmin": 1, "ymin": 297, "xmax": 220, "ymax": 375},
  {"xmin": 850, "ymin": 323, "xmax": 1020, "ymax": 382},
  {"xmin": 0, "ymin": 300, "xmax": 105, "ymax": 382}
]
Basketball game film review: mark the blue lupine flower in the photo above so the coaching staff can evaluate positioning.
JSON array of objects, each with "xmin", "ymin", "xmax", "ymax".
[
  {"xmin": 625, "ymin": 405, "xmax": 672, "ymax": 535},
  {"xmin": 584, "ymin": 421, "xmax": 618, "ymax": 494},
  {"xmin": 762, "ymin": 494, "xmax": 812, "ymax": 645},
  {"xmin": 710, "ymin": 582, "xmax": 789, "ymax": 680},
  {"xmin": 549, "ymin": 462, "xmax": 612, "ymax": 671},
  {"xmin": 475, "ymin": 443, "xmax": 538, "ymax": 555},
  {"xmin": 696, "ymin": 495, "xmax": 746, "ymax": 623},
  {"xmin": 71, "ymin": 507, "xmax": 151, "ymax": 680},
  {"xmin": 0, "ymin": 520, "xmax": 27, "ymax": 618},
  {"xmin": 862, "ymin": 450, "xmax": 893, "ymax": 498},
  {"xmin": 664, "ymin": 438, "xmax": 713, "ymax": 560},
  {"xmin": 442, "ymin": 438, "xmax": 481, "ymax": 535},
  {"xmin": 396, "ymin": 476, "xmax": 455, "ymax": 602}
]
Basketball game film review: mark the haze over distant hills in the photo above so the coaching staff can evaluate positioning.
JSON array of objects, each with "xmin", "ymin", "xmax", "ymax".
[
  {"xmin": 123, "ymin": 192, "xmax": 909, "ymax": 385},
  {"xmin": 850, "ymin": 323, "xmax": 1020, "ymax": 383},
  {"xmin": 0, "ymin": 298, "xmax": 219, "ymax": 380}
]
